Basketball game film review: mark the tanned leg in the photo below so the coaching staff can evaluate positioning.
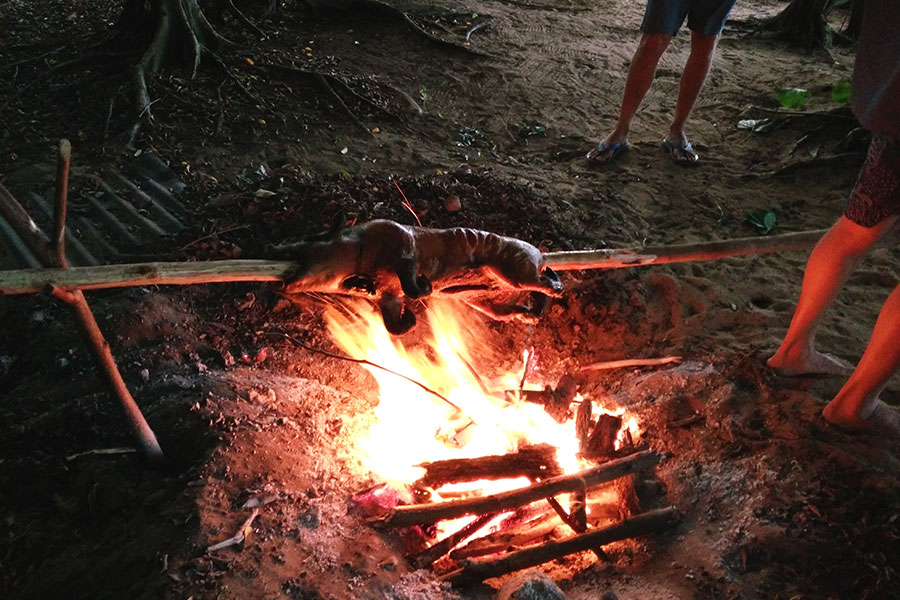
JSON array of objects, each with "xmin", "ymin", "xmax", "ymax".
[
  {"xmin": 768, "ymin": 215, "xmax": 898, "ymax": 376},
  {"xmin": 596, "ymin": 33, "xmax": 672, "ymax": 150},
  {"xmin": 668, "ymin": 31, "xmax": 719, "ymax": 144},
  {"xmin": 822, "ymin": 283, "xmax": 900, "ymax": 436}
]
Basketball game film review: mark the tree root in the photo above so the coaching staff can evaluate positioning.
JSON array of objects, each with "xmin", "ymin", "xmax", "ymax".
[
  {"xmin": 355, "ymin": 0, "xmax": 495, "ymax": 57},
  {"xmin": 741, "ymin": 152, "xmax": 866, "ymax": 179},
  {"xmin": 259, "ymin": 62, "xmax": 417, "ymax": 131},
  {"xmin": 123, "ymin": 0, "xmax": 243, "ymax": 146}
]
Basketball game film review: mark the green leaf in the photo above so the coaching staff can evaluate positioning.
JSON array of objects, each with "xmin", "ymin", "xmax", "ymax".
[
  {"xmin": 831, "ymin": 80, "xmax": 852, "ymax": 103},
  {"xmin": 745, "ymin": 209, "xmax": 777, "ymax": 235},
  {"xmin": 776, "ymin": 87, "xmax": 811, "ymax": 109}
]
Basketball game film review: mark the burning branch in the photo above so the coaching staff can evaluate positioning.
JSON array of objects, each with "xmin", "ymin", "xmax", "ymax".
[
  {"xmin": 449, "ymin": 502, "xmax": 622, "ymax": 560},
  {"xmin": 443, "ymin": 506, "xmax": 681, "ymax": 584},
  {"xmin": 373, "ymin": 449, "xmax": 663, "ymax": 528},
  {"xmin": 414, "ymin": 443, "xmax": 562, "ymax": 488},
  {"xmin": 414, "ymin": 512, "xmax": 498, "ymax": 568}
]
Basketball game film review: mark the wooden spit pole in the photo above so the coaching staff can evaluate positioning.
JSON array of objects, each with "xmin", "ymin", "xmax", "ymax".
[{"xmin": 0, "ymin": 229, "xmax": 830, "ymax": 296}]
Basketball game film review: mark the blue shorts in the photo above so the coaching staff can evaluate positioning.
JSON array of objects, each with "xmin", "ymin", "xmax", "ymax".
[{"xmin": 641, "ymin": 0, "xmax": 738, "ymax": 36}]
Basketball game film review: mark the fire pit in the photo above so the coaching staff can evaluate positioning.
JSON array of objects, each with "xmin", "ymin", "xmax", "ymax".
[{"xmin": 315, "ymin": 298, "xmax": 679, "ymax": 584}]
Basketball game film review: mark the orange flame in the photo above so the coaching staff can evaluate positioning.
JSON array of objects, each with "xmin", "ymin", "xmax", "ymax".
[{"xmin": 325, "ymin": 298, "xmax": 640, "ymax": 495}]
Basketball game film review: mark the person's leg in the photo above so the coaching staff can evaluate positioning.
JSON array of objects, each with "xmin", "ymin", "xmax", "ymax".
[
  {"xmin": 767, "ymin": 215, "xmax": 898, "ymax": 376},
  {"xmin": 667, "ymin": 31, "xmax": 719, "ymax": 145},
  {"xmin": 602, "ymin": 33, "xmax": 672, "ymax": 149},
  {"xmin": 822, "ymin": 282, "xmax": 900, "ymax": 436},
  {"xmin": 588, "ymin": 0, "xmax": 685, "ymax": 162}
]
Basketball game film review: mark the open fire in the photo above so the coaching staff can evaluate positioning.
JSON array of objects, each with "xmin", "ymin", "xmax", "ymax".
[{"xmin": 323, "ymin": 298, "xmax": 675, "ymax": 582}]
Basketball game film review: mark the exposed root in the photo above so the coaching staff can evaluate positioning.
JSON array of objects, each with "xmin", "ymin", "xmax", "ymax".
[
  {"xmin": 315, "ymin": 74, "xmax": 375, "ymax": 135},
  {"xmin": 355, "ymin": 0, "xmax": 495, "ymax": 57},
  {"xmin": 123, "ymin": 0, "xmax": 242, "ymax": 144},
  {"xmin": 259, "ymin": 62, "xmax": 414, "ymax": 131},
  {"xmin": 225, "ymin": 0, "xmax": 266, "ymax": 38}
]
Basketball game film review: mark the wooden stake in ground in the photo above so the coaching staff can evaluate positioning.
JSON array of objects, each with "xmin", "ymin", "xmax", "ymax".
[{"xmin": 0, "ymin": 141, "xmax": 164, "ymax": 462}]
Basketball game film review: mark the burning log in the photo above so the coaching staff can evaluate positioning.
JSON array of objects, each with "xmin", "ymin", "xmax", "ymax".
[
  {"xmin": 372, "ymin": 449, "xmax": 663, "ymax": 528},
  {"xmin": 443, "ymin": 506, "xmax": 681, "ymax": 585},
  {"xmin": 507, "ymin": 373, "xmax": 578, "ymax": 424},
  {"xmin": 583, "ymin": 413, "xmax": 623, "ymax": 459},
  {"xmin": 449, "ymin": 501, "xmax": 623, "ymax": 561},
  {"xmin": 414, "ymin": 512, "xmax": 498, "ymax": 568},
  {"xmin": 415, "ymin": 443, "xmax": 562, "ymax": 488}
]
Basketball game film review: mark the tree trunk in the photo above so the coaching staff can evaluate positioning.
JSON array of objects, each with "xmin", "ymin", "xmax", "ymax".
[
  {"xmin": 764, "ymin": 0, "xmax": 832, "ymax": 47},
  {"xmin": 116, "ymin": 0, "xmax": 233, "ymax": 77}
]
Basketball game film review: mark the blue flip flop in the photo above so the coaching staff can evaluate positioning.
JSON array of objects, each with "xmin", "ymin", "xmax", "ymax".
[
  {"xmin": 662, "ymin": 139, "xmax": 699, "ymax": 166},
  {"xmin": 586, "ymin": 141, "xmax": 629, "ymax": 165}
]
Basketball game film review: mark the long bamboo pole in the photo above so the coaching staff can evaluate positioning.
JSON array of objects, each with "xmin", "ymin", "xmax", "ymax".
[{"xmin": 0, "ymin": 229, "xmax": 830, "ymax": 296}]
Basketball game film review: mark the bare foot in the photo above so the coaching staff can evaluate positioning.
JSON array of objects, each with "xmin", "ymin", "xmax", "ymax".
[
  {"xmin": 823, "ymin": 400, "xmax": 900, "ymax": 437},
  {"xmin": 766, "ymin": 351, "xmax": 854, "ymax": 377}
]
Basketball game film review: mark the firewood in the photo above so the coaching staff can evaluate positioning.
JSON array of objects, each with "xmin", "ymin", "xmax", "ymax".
[
  {"xmin": 584, "ymin": 413, "xmax": 623, "ymax": 459},
  {"xmin": 373, "ymin": 449, "xmax": 663, "ymax": 528},
  {"xmin": 414, "ymin": 512, "xmax": 497, "ymax": 568},
  {"xmin": 443, "ymin": 506, "xmax": 681, "ymax": 584},
  {"xmin": 415, "ymin": 443, "xmax": 562, "ymax": 488},
  {"xmin": 450, "ymin": 502, "xmax": 622, "ymax": 561},
  {"xmin": 579, "ymin": 356, "xmax": 682, "ymax": 371},
  {"xmin": 575, "ymin": 398, "xmax": 592, "ymax": 454}
]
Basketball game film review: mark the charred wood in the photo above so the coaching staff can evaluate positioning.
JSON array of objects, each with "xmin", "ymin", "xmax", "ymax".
[
  {"xmin": 444, "ymin": 506, "xmax": 681, "ymax": 584},
  {"xmin": 450, "ymin": 502, "xmax": 623, "ymax": 561},
  {"xmin": 584, "ymin": 413, "xmax": 623, "ymax": 459},
  {"xmin": 374, "ymin": 449, "xmax": 663, "ymax": 528},
  {"xmin": 414, "ymin": 512, "xmax": 497, "ymax": 568},
  {"xmin": 415, "ymin": 443, "xmax": 562, "ymax": 488}
]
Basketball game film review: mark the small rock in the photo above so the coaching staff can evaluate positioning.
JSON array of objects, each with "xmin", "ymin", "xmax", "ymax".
[
  {"xmin": 444, "ymin": 195, "xmax": 462, "ymax": 212},
  {"xmin": 496, "ymin": 571, "xmax": 567, "ymax": 600}
]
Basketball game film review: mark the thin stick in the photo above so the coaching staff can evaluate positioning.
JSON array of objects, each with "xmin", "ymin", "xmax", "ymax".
[
  {"xmin": 276, "ymin": 332, "xmax": 462, "ymax": 413},
  {"xmin": 580, "ymin": 356, "xmax": 681, "ymax": 372},
  {"xmin": 52, "ymin": 139, "xmax": 71, "ymax": 266},
  {"xmin": 375, "ymin": 450, "xmax": 662, "ymax": 528},
  {"xmin": 443, "ymin": 506, "xmax": 680, "ymax": 584}
]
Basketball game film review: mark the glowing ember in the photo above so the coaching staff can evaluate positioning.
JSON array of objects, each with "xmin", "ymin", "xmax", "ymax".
[{"xmin": 325, "ymin": 298, "xmax": 640, "ymax": 495}]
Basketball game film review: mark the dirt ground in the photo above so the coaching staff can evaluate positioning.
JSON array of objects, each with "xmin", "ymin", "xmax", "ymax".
[{"xmin": 1, "ymin": 1, "xmax": 899, "ymax": 599}]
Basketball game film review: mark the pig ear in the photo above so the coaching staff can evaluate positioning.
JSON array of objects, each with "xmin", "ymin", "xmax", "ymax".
[{"xmin": 329, "ymin": 210, "xmax": 346, "ymax": 239}]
